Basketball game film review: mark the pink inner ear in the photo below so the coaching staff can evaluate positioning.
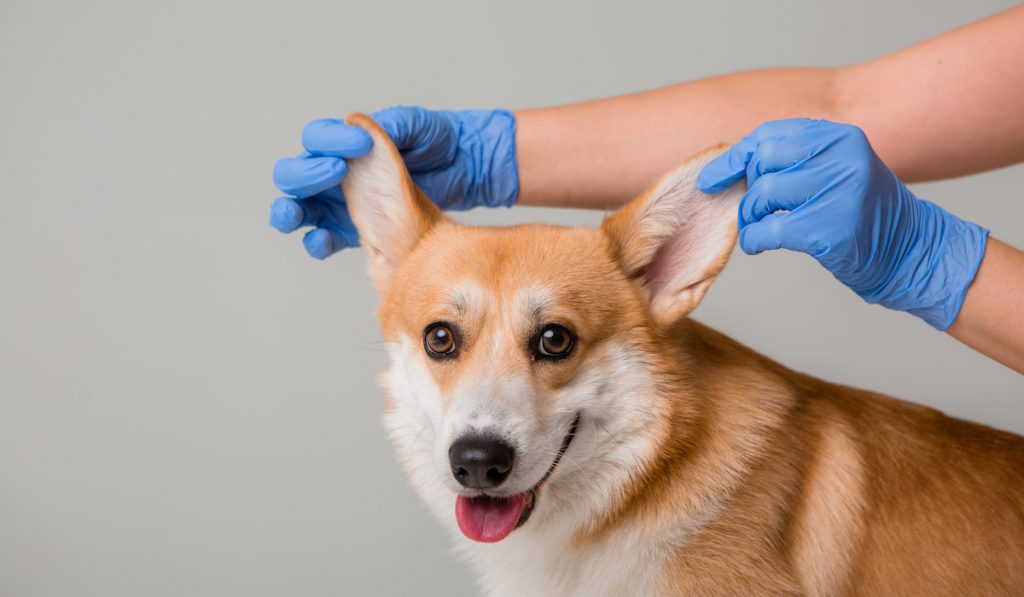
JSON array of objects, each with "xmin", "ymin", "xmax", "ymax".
[
  {"xmin": 644, "ymin": 203, "xmax": 728, "ymax": 297},
  {"xmin": 646, "ymin": 227, "xmax": 694, "ymax": 295},
  {"xmin": 606, "ymin": 145, "xmax": 740, "ymax": 322}
]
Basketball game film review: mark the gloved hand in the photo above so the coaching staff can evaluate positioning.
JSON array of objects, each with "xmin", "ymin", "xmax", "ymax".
[
  {"xmin": 271, "ymin": 106, "xmax": 518, "ymax": 260},
  {"xmin": 698, "ymin": 118, "xmax": 989, "ymax": 330}
]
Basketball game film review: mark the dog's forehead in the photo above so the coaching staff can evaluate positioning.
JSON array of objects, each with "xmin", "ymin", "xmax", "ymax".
[
  {"xmin": 386, "ymin": 222, "xmax": 630, "ymax": 329},
  {"xmin": 424, "ymin": 223, "xmax": 610, "ymax": 278},
  {"xmin": 420, "ymin": 224, "xmax": 615, "ymax": 300}
]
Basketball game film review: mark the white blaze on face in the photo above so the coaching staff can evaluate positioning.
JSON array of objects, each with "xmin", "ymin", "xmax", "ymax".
[
  {"xmin": 443, "ymin": 368, "xmax": 550, "ymax": 494},
  {"xmin": 466, "ymin": 413, "xmax": 498, "ymax": 431},
  {"xmin": 382, "ymin": 278, "xmax": 665, "ymax": 546},
  {"xmin": 443, "ymin": 284, "xmax": 574, "ymax": 491}
]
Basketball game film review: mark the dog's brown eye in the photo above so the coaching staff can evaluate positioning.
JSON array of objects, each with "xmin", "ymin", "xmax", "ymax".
[
  {"xmin": 535, "ymin": 324, "xmax": 575, "ymax": 360},
  {"xmin": 424, "ymin": 323, "xmax": 458, "ymax": 359}
]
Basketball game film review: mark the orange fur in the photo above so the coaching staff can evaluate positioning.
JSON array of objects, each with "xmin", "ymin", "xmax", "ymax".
[{"xmin": 342, "ymin": 113, "xmax": 1024, "ymax": 595}]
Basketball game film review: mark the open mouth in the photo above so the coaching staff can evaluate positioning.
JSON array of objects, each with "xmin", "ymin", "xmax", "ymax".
[{"xmin": 454, "ymin": 412, "xmax": 581, "ymax": 543}]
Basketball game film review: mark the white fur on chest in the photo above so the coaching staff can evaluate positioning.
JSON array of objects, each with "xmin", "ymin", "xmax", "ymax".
[{"xmin": 460, "ymin": 523, "xmax": 671, "ymax": 597}]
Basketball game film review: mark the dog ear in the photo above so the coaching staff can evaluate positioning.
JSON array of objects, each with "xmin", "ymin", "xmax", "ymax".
[
  {"xmin": 601, "ymin": 144, "xmax": 742, "ymax": 328},
  {"xmin": 342, "ymin": 112, "xmax": 443, "ymax": 292}
]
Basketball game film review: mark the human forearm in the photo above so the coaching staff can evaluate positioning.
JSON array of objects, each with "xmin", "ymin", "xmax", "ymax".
[
  {"xmin": 947, "ymin": 238, "xmax": 1024, "ymax": 374},
  {"xmin": 839, "ymin": 5, "xmax": 1024, "ymax": 183},
  {"xmin": 515, "ymin": 68, "xmax": 841, "ymax": 208},
  {"xmin": 515, "ymin": 5, "xmax": 1024, "ymax": 209}
]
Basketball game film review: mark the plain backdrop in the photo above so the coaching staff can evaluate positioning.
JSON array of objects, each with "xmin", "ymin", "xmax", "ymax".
[{"xmin": 1, "ymin": 1, "xmax": 1022, "ymax": 595}]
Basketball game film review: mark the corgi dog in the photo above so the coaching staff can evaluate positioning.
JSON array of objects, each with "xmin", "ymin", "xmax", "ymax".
[{"xmin": 339, "ymin": 113, "xmax": 1024, "ymax": 596}]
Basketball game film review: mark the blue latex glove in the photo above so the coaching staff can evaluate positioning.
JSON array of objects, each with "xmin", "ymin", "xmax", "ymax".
[
  {"xmin": 698, "ymin": 118, "xmax": 989, "ymax": 330},
  {"xmin": 271, "ymin": 106, "xmax": 518, "ymax": 260}
]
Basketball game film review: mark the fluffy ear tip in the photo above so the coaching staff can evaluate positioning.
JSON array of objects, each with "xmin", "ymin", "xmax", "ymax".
[
  {"xmin": 601, "ymin": 142, "xmax": 742, "ymax": 326},
  {"xmin": 344, "ymin": 112, "xmax": 386, "ymax": 139},
  {"xmin": 689, "ymin": 142, "xmax": 732, "ymax": 166},
  {"xmin": 343, "ymin": 112, "xmax": 372, "ymax": 126}
]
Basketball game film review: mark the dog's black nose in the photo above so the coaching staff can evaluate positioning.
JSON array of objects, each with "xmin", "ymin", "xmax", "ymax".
[{"xmin": 448, "ymin": 436, "xmax": 515, "ymax": 489}]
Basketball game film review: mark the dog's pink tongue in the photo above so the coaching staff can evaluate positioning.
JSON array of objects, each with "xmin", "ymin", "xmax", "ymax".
[{"xmin": 455, "ymin": 494, "xmax": 528, "ymax": 543}]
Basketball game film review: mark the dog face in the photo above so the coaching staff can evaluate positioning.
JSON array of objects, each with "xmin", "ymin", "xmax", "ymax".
[
  {"xmin": 376, "ymin": 224, "xmax": 659, "ymax": 543},
  {"xmin": 341, "ymin": 113, "xmax": 740, "ymax": 544}
]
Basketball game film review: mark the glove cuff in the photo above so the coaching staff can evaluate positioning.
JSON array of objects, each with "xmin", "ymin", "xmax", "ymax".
[
  {"xmin": 881, "ymin": 199, "xmax": 989, "ymax": 330},
  {"xmin": 487, "ymin": 109, "xmax": 519, "ymax": 208},
  {"xmin": 453, "ymin": 109, "xmax": 519, "ymax": 210}
]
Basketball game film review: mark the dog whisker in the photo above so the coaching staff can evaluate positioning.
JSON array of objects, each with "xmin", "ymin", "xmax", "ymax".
[{"xmin": 401, "ymin": 424, "xmax": 429, "ymax": 464}]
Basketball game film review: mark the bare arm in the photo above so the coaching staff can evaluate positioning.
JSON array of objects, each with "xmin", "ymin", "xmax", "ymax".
[
  {"xmin": 948, "ymin": 238, "xmax": 1024, "ymax": 374},
  {"xmin": 515, "ymin": 68, "xmax": 840, "ymax": 208},
  {"xmin": 515, "ymin": 4, "xmax": 1024, "ymax": 209},
  {"xmin": 513, "ymin": 5, "xmax": 1024, "ymax": 371}
]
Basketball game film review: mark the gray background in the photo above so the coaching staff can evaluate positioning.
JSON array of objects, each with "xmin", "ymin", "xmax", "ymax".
[{"xmin": 2, "ymin": 0, "xmax": 1022, "ymax": 595}]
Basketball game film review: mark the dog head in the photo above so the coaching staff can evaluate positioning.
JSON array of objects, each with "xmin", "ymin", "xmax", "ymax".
[{"xmin": 341, "ymin": 113, "xmax": 741, "ymax": 544}]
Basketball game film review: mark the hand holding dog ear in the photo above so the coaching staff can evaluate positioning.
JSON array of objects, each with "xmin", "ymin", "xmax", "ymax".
[
  {"xmin": 698, "ymin": 118, "xmax": 989, "ymax": 330},
  {"xmin": 271, "ymin": 106, "xmax": 518, "ymax": 260}
]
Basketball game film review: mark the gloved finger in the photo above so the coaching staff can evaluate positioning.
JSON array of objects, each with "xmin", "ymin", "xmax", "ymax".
[
  {"xmin": 302, "ymin": 119, "xmax": 374, "ymax": 158},
  {"xmin": 273, "ymin": 153, "xmax": 348, "ymax": 197},
  {"xmin": 698, "ymin": 118, "xmax": 822, "ymax": 194},
  {"xmin": 371, "ymin": 105, "xmax": 428, "ymax": 148},
  {"xmin": 738, "ymin": 170, "xmax": 821, "ymax": 227},
  {"xmin": 746, "ymin": 137, "xmax": 811, "ymax": 178},
  {"xmin": 302, "ymin": 226, "xmax": 356, "ymax": 260},
  {"xmin": 315, "ymin": 184, "xmax": 347, "ymax": 206},
  {"xmin": 746, "ymin": 118, "xmax": 819, "ymax": 140},
  {"xmin": 747, "ymin": 122, "xmax": 838, "ymax": 177},
  {"xmin": 269, "ymin": 197, "xmax": 328, "ymax": 233},
  {"xmin": 372, "ymin": 106, "xmax": 457, "ymax": 171},
  {"xmin": 697, "ymin": 135, "xmax": 758, "ymax": 194},
  {"xmin": 738, "ymin": 212, "xmax": 815, "ymax": 256}
]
